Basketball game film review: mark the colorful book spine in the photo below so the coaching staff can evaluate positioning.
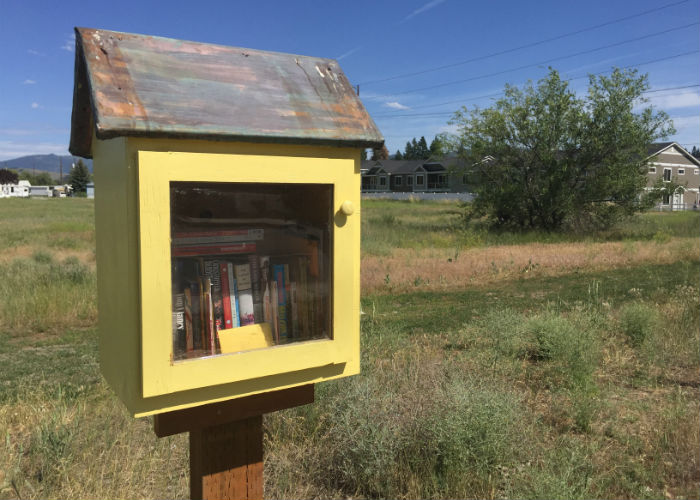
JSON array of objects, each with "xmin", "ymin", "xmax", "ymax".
[
  {"xmin": 172, "ymin": 229, "xmax": 264, "ymax": 246},
  {"xmin": 172, "ymin": 242, "xmax": 256, "ymax": 257},
  {"xmin": 248, "ymin": 254, "xmax": 263, "ymax": 323},
  {"xmin": 227, "ymin": 262, "xmax": 240, "ymax": 328},
  {"xmin": 260, "ymin": 256, "xmax": 272, "ymax": 326},
  {"xmin": 172, "ymin": 292, "xmax": 186, "ymax": 353},
  {"xmin": 273, "ymin": 264, "xmax": 288, "ymax": 341},
  {"xmin": 234, "ymin": 263, "xmax": 255, "ymax": 326},
  {"xmin": 298, "ymin": 256, "xmax": 310, "ymax": 339},
  {"xmin": 183, "ymin": 287, "xmax": 194, "ymax": 352},
  {"xmin": 203, "ymin": 260, "xmax": 225, "ymax": 334},
  {"xmin": 197, "ymin": 277, "xmax": 206, "ymax": 350},
  {"xmin": 203, "ymin": 278, "xmax": 216, "ymax": 354},
  {"xmin": 270, "ymin": 280, "xmax": 279, "ymax": 343},
  {"xmin": 220, "ymin": 262, "xmax": 233, "ymax": 329}
]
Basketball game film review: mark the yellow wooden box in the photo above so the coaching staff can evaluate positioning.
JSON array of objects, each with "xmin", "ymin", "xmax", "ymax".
[
  {"xmin": 70, "ymin": 29, "xmax": 382, "ymax": 417},
  {"xmin": 92, "ymin": 137, "xmax": 362, "ymax": 416}
]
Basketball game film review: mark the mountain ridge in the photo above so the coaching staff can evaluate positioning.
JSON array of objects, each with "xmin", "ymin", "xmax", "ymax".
[{"xmin": 1, "ymin": 154, "xmax": 93, "ymax": 177}]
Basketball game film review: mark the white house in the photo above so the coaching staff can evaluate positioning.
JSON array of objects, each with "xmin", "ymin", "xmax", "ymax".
[{"xmin": 0, "ymin": 180, "xmax": 31, "ymax": 198}]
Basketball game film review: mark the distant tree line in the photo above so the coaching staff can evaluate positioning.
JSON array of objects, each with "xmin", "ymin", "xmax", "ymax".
[
  {"xmin": 394, "ymin": 136, "xmax": 445, "ymax": 160},
  {"xmin": 362, "ymin": 135, "xmax": 450, "ymax": 162}
]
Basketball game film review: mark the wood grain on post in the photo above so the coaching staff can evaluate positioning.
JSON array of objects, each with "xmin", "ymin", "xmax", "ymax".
[
  {"xmin": 190, "ymin": 416, "xmax": 263, "ymax": 500},
  {"xmin": 153, "ymin": 385, "xmax": 314, "ymax": 500}
]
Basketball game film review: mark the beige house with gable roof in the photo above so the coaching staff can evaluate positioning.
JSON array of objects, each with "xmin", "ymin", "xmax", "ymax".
[{"xmin": 645, "ymin": 142, "xmax": 700, "ymax": 210}]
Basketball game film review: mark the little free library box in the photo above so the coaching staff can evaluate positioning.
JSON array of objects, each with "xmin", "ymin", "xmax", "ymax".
[{"xmin": 69, "ymin": 27, "xmax": 383, "ymax": 417}]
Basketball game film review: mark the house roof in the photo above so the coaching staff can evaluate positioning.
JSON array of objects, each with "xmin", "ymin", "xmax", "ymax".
[
  {"xmin": 362, "ymin": 159, "xmax": 428, "ymax": 174},
  {"xmin": 69, "ymin": 28, "xmax": 384, "ymax": 158},
  {"xmin": 422, "ymin": 162, "xmax": 447, "ymax": 172},
  {"xmin": 647, "ymin": 142, "xmax": 676, "ymax": 156},
  {"xmin": 365, "ymin": 165, "xmax": 387, "ymax": 175},
  {"xmin": 646, "ymin": 142, "xmax": 700, "ymax": 166}
]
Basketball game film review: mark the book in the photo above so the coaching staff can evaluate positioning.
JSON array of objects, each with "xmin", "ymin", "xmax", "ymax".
[
  {"xmin": 289, "ymin": 282, "xmax": 299, "ymax": 339},
  {"xmin": 172, "ymin": 242, "xmax": 256, "ymax": 257},
  {"xmin": 220, "ymin": 262, "xmax": 233, "ymax": 329},
  {"xmin": 203, "ymin": 277, "xmax": 216, "ymax": 354},
  {"xmin": 270, "ymin": 280, "xmax": 279, "ymax": 343},
  {"xmin": 298, "ymin": 256, "xmax": 310, "ymax": 339},
  {"xmin": 231, "ymin": 276, "xmax": 241, "ymax": 328},
  {"xmin": 203, "ymin": 259, "xmax": 225, "ymax": 334},
  {"xmin": 226, "ymin": 262, "xmax": 240, "ymax": 328},
  {"xmin": 172, "ymin": 292, "xmax": 186, "ymax": 353},
  {"xmin": 183, "ymin": 287, "xmax": 194, "ymax": 353},
  {"xmin": 234, "ymin": 263, "xmax": 255, "ymax": 326},
  {"xmin": 173, "ymin": 229, "xmax": 264, "ymax": 246},
  {"xmin": 248, "ymin": 254, "xmax": 264, "ymax": 323},
  {"xmin": 260, "ymin": 256, "xmax": 272, "ymax": 325},
  {"xmin": 273, "ymin": 264, "xmax": 288, "ymax": 341}
]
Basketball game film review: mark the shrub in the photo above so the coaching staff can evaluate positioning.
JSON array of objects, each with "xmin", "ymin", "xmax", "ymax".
[
  {"xmin": 619, "ymin": 303, "xmax": 657, "ymax": 347},
  {"xmin": 524, "ymin": 313, "xmax": 599, "ymax": 389}
]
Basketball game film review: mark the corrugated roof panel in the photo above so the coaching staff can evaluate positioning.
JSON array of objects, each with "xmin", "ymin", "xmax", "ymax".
[{"xmin": 70, "ymin": 28, "xmax": 383, "ymax": 157}]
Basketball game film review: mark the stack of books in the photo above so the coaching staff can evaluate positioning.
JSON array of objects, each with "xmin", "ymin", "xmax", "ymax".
[{"xmin": 171, "ymin": 228, "xmax": 324, "ymax": 360}]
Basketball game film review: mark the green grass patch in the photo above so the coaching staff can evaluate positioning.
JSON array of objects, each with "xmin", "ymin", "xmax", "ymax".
[{"xmin": 361, "ymin": 199, "xmax": 700, "ymax": 254}]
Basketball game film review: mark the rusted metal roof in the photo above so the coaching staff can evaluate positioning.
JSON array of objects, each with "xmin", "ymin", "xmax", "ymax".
[{"xmin": 69, "ymin": 28, "xmax": 383, "ymax": 158}]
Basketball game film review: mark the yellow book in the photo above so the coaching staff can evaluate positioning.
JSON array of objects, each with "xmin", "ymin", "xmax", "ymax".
[{"xmin": 218, "ymin": 322, "xmax": 274, "ymax": 354}]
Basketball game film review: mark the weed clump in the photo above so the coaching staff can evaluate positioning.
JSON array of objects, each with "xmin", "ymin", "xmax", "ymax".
[
  {"xmin": 619, "ymin": 303, "xmax": 658, "ymax": 347},
  {"xmin": 524, "ymin": 313, "xmax": 599, "ymax": 389}
]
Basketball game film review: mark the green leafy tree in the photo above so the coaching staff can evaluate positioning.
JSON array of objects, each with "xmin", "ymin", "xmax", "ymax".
[
  {"xmin": 68, "ymin": 159, "xmax": 92, "ymax": 194},
  {"xmin": 0, "ymin": 168, "xmax": 19, "ymax": 184},
  {"xmin": 18, "ymin": 170, "xmax": 53, "ymax": 185},
  {"xmin": 450, "ymin": 68, "xmax": 674, "ymax": 230},
  {"xmin": 394, "ymin": 150, "xmax": 404, "ymax": 160}
]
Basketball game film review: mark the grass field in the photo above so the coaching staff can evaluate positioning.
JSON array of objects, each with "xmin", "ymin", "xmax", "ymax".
[{"xmin": 0, "ymin": 197, "xmax": 698, "ymax": 499}]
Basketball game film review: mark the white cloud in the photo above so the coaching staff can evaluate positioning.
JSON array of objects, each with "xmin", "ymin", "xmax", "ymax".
[
  {"xmin": 0, "ymin": 141, "xmax": 69, "ymax": 161},
  {"xmin": 23, "ymin": 79, "xmax": 36, "ymax": 85},
  {"xmin": 27, "ymin": 49, "xmax": 43, "ymax": 56},
  {"xmin": 384, "ymin": 101, "xmax": 410, "ymax": 110},
  {"xmin": 670, "ymin": 115, "xmax": 700, "ymax": 130},
  {"xmin": 61, "ymin": 33, "xmax": 75, "ymax": 52},
  {"xmin": 31, "ymin": 102, "xmax": 40, "ymax": 109},
  {"xmin": 337, "ymin": 46, "xmax": 362, "ymax": 61},
  {"xmin": 648, "ymin": 91, "xmax": 700, "ymax": 110},
  {"xmin": 401, "ymin": 0, "xmax": 447, "ymax": 23}
]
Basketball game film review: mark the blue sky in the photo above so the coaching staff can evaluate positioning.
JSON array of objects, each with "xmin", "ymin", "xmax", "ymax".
[{"xmin": 0, "ymin": 0, "xmax": 698, "ymax": 161}]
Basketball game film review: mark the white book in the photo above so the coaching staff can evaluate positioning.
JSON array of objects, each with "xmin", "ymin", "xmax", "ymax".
[{"xmin": 234, "ymin": 263, "xmax": 255, "ymax": 326}]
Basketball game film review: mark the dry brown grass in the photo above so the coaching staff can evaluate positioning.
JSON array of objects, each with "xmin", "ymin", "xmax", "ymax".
[
  {"xmin": 0, "ymin": 245, "xmax": 95, "ymax": 266},
  {"xmin": 362, "ymin": 237, "xmax": 699, "ymax": 293}
]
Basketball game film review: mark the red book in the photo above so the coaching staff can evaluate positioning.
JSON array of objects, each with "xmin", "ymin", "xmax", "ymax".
[
  {"xmin": 172, "ymin": 242, "xmax": 256, "ymax": 257},
  {"xmin": 220, "ymin": 262, "xmax": 233, "ymax": 329}
]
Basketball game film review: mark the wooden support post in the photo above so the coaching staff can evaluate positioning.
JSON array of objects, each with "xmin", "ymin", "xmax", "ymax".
[
  {"xmin": 153, "ymin": 384, "xmax": 314, "ymax": 500},
  {"xmin": 190, "ymin": 416, "xmax": 263, "ymax": 500}
]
